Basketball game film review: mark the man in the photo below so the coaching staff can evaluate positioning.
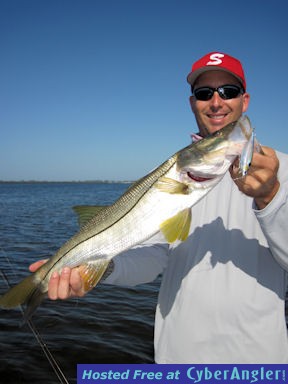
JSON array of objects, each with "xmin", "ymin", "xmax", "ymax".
[{"xmin": 31, "ymin": 52, "xmax": 288, "ymax": 363}]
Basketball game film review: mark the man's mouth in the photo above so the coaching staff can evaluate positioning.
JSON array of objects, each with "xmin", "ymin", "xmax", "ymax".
[{"xmin": 207, "ymin": 114, "xmax": 227, "ymax": 120}]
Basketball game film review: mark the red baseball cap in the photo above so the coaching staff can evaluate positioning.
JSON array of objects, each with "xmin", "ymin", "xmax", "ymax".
[{"xmin": 187, "ymin": 52, "xmax": 246, "ymax": 91}]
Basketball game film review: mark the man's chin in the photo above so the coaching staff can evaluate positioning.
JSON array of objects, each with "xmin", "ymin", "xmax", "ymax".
[{"xmin": 205, "ymin": 117, "xmax": 232, "ymax": 133}]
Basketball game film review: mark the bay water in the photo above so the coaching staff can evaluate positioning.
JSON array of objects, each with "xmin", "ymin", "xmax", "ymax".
[{"xmin": 0, "ymin": 182, "xmax": 159, "ymax": 383}]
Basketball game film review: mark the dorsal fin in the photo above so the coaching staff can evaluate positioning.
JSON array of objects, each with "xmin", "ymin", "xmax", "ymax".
[{"xmin": 73, "ymin": 205, "xmax": 108, "ymax": 228}]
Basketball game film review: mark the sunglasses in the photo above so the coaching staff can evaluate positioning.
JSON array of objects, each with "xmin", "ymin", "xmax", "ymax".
[{"xmin": 193, "ymin": 84, "xmax": 244, "ymax": 101}]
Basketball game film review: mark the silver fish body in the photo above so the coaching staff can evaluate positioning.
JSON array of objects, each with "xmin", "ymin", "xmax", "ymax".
[{"xmin": 0, "ymin": 115, "xmax": 253, "ymax": 317}]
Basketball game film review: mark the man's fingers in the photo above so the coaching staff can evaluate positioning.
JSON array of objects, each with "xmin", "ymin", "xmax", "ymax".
[
  {"xmin": 57, "ymin": 267, "xmax": 73, "ymax": 300},
  {"xmin": 70, "ymin": 268, "xmax": 85, "ymax": 296},
  {"xmin": 30, "ymin": 261, "xmax": 85, "ymax": 299},
  {"xmin": 230, "ymin": 145, "xmax": 280, "ymax": 209},
  {"xmin": 48, "ymin": 269, "xmax": 73, "ymax": 301},
  {"xmin": 29, "ymin": 259, "xmax": 48, "ymax": 272},
  {"xmin": 48, "ymin": 271, "xmax": 61, "ymax": 300}
]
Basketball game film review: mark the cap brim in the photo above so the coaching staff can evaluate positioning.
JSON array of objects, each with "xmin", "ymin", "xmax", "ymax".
[{"xmin": 187, "ymin": 67, "xmax": 244, "ymax": 89}]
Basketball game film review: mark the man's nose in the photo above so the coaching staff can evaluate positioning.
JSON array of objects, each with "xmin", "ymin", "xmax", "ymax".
[{"xmin": 210, "ymin": 91, "xmax": 223, "ymax": 108}]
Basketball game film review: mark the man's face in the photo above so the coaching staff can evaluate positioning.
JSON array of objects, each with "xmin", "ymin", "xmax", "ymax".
[{"xmin": 190, "ymin": 70, "xmax": 250, "ymax": 136}]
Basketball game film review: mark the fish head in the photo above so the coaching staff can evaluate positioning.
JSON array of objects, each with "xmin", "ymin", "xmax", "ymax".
[{"xmin": 177, "ymin": 116, "xmax": 253, "ymax": 185}]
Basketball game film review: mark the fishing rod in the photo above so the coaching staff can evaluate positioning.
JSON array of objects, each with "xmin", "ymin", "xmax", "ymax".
[{"xmin": 0, "ymin": 249, "xmax": 70, "ymax": 384}]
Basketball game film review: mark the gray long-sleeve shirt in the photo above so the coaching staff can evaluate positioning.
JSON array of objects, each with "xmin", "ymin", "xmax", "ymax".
[{"xmin": 104, "ymin": 150, "xmax": 288, "ymax": 363}]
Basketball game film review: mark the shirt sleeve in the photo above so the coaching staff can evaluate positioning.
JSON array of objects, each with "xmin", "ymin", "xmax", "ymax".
[
  {"xmin": 102, "ymin": 233, "xmax": 169, "ymax": 286},
  {"xmin": 254, "ymin": 151, "xmax": 288, "ymax": 271}
]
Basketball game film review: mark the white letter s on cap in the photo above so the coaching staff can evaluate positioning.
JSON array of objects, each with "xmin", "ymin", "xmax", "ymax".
[{"xmin": 206, "ymin": 53, "xmax": 224, "ymax": 66}]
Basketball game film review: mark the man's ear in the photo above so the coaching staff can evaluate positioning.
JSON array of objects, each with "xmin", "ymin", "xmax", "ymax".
[{"xmin": 242, "ymin": 92, "xmax": 250, "ymax": 113}]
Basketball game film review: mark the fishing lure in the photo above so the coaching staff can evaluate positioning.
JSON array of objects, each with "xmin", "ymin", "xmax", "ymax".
[{"xmin": 238, "ymin": 121, "xmax": 263, "ymax": 177}]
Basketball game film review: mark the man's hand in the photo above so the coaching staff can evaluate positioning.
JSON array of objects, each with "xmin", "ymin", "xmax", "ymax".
[
  {"xmin": 230, "ymin": 146, "xmax": 280, "ymax": 210},
  {"xmin": 29, "ymin": 260, "xmax": 86, "ymax": 300}
]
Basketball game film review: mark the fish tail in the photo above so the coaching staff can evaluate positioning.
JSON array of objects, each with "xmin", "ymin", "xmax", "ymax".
[{"xmin": 0, "ymin": 274, "xmax": 45, "ymax": 320}]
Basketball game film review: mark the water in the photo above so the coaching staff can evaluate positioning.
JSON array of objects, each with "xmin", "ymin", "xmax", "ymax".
[{"xmin": 0, "ymin": 183, "xmax": 159, "ymax": 383}]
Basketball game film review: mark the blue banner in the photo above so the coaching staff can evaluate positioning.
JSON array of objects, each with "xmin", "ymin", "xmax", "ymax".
[{"xmin": 77, "ymin": 364, "xmax": 287, "ymax": 383}]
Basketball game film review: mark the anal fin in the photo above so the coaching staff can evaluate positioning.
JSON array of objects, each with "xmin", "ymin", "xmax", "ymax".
[{"xmin": 78, "ymin": 259, "xmax": 111, "ymax": 292}]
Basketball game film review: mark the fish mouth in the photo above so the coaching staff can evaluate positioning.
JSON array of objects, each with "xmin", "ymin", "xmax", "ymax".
[{"xmin": 187, "ymin": 172, "xmax": 213, "ymax": 182}]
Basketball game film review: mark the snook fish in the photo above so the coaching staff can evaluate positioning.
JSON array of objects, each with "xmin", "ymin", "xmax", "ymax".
[{"xmin": 0, "ymin": 116, "xmax": 254, "ymax": 317}]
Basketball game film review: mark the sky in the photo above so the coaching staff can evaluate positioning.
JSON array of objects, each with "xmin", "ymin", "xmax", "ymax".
[{"xmin": 1, "ymin": 0, "xmax": 288, "ymax": 181}]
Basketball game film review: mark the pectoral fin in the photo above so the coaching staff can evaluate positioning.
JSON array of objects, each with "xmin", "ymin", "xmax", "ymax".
[
  {"xmin": 160, "ymin": 208, "xmax": 192, "ymax": 243},
  {"xmin": 73, "ymin": 205, "xmax": 108, "ymax": 228},
  {"xmin": 155, "ymin": 177, "xmax": 189, "ymax": 194},
  {"xmin": 77, "ymin": 259, "xmax": 111, "ymax": 292}
]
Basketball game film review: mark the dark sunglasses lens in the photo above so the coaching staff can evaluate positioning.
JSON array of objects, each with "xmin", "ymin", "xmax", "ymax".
[
  {"xmin": 194, "ymin": 88, "xmax": 213, "ymax": 101},
  {"xmin": 219, "ymin": 86, "xmax": 242, "ymax": 99},
  {"xmin": 194, "ymin": 85, "xmax": 243, "ymax": 100}
]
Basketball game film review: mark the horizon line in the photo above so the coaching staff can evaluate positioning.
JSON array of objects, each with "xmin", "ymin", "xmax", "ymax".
[{"xmin": 0, "ymin": 180, "xmax": 133, "ymax": 184}]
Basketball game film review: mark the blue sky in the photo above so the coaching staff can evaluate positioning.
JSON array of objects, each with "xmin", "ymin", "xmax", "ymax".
[{"xmin": 1, "ymin": 0, "xmax": 288, "ymax": 181}]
